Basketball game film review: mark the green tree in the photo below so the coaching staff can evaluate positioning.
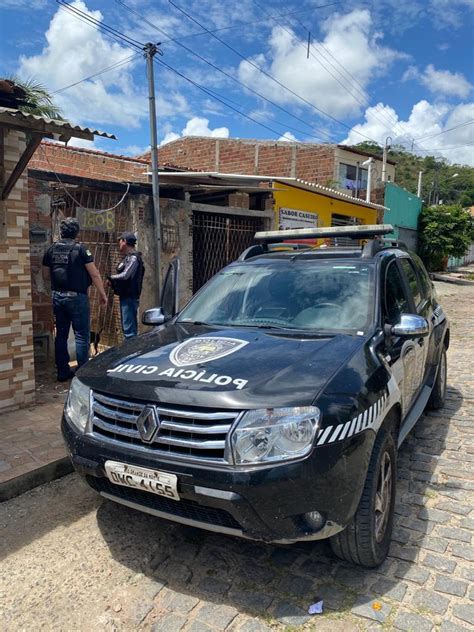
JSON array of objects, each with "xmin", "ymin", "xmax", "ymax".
[
  {"xmin": 418, "ymin": 204, "xmax": 474, "ymax": 271},
  {"xmin": 6, "ymin": 76, "xmax": 62, "ymax": 119}
]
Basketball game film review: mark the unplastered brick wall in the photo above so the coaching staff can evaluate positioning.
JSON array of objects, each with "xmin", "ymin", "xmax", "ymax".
[
  {"xmin": 0, "ymin": 129, "xmax": 35, "ymax": 411},
  {"xmin": 157, "ymin": 137, "xmax": 338, "ymax": 184},
  {"xmin": 29, "ymin": 142, "xmax": 150, "ymax": 184}
]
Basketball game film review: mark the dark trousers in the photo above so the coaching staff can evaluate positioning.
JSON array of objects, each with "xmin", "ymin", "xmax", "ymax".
[
  {"xmin": 119, "ymin": 297, "xmax": 139, "ymax": 338},
  {"xmin": 53, "ymin": 292, "xmax": 90, "ymax": 378}
]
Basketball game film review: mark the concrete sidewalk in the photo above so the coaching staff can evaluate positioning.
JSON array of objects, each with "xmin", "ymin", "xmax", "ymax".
[{"xmin": 0, "ymin": 368, "xmax": 72, "ymax": 502}]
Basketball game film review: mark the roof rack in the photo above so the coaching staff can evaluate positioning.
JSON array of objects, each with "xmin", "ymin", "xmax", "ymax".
[{"xmin": 254, "ymin": 224, "xmax": 394, "ymax": 244}]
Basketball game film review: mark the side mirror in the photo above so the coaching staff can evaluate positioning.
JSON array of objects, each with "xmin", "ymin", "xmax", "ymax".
[
  {"xmin": 391, "ymin": 314, "xmax": 429, "ymax": 338},
  {"xmin": 142, "ymin": 307, "xmax": 166, "ymax": 326}
]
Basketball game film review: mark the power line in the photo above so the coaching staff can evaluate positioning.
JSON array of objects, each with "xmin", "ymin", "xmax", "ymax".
[
  {"xmin": 154, "ymin": 56, "xmax": 313, "ymax": 142},
  {"xmin": 413, "ymin": 119, "xmax": 474, "ymax": 142},
  {"xmin": 52, "ymin": 53, "xmax": 139, "ymax": 94},
  {"xmin": 116, "ymin": 0, "xmax": 336, "ymax": 142},
  {"xmin": 168, "ymin": 0, "xmax": 379, "ymax": 144},
  {"xmin": 56, "ymin": 1, "xmax": 144, "ymax": 50},
  {"xmin": 416, "ymin": 141, "xmax": 474, "ymax": 152},
  {"xmin": 158, "ymin": 3, "xmax": 341, "ymax": 45}
]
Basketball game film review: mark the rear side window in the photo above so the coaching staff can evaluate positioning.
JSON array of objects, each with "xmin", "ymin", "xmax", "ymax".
[
  {"xmin": 410, "ymin": 253, "xmax": 432, "ymax": 300},
  {"xmin": 385, "ymin": 261, "xmax": 410, "ymax": 324},
  {"xmin": 400, "ymin": 259, "xmax": 422, "ymax": 307}
]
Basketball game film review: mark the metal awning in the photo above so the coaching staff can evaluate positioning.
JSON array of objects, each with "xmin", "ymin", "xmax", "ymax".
[{"xmin": 0, "ymin": 107, "xmax": 115, "ymax": 201}]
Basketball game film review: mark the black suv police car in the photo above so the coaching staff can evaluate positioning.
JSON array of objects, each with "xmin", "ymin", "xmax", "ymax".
[{"xmin": 62, "ymin": 225, "xmax": 449, "ymax": 568}]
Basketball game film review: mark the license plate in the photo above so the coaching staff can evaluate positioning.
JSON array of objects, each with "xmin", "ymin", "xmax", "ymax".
[{"xmin": 104, "ymin": 460, "xmax": 180, "ymax": 501}]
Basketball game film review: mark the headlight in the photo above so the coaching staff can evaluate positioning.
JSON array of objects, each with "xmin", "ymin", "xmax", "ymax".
[
  {"xmin": 228, "ymin": 406, "xmax": 320, "ymax": 465},
  {"xmin": 65, "ymin": 378, "xmax": 91, "ymax": 433}
]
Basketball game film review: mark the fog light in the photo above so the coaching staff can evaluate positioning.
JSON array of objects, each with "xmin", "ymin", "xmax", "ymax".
[{"xmin": 305, "ymin": 511, "xmax": 325, "ymax": 530}]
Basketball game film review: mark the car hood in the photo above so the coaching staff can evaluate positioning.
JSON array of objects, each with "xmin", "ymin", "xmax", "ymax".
[{"xmin": 76, "ymin": 323, "xmax": 365, "ymax": 409}]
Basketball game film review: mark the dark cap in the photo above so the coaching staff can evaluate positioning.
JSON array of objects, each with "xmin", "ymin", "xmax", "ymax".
[
  {"xmin": 60, "ymin": 217, "xmax": 80, "ymax": 238},
  {"xmin": 119, "ymin": 231, "xmax": 137, "ymax": 246}
]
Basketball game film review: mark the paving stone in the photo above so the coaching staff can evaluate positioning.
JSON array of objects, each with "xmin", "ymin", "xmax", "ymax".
[
  {"xmin": 187, "ymin": 621, "xmax": 215, "ymax": 632},
  {"xmin": 393, "ymin": 611, "xmax": 434, "ymax": 631},
  {"xmin": 159, "ymin": 591, "xmax": 200, "ymax": 614},
  {"xmin": 199, "ymin": 577, "xmax": 232, "ymax": 597},
  {"xmin": 451, "ymin": 544, "xmax": 474, "ymax": 561},
  {"xmin": 351, "ymin": 596, "xmax": 391, "ymax": 623},
  {"xmin": 237, "ymin": 619, "xmax": 273, "ymax": 632},
  {"xmin": 227, "ymin": 588, "xmax": 273, "ymax": 613},
  {"xmin": 277, "ymin": 573, "xmax": 313, "ymax": 597},
  {"xmin": 436, "ymin": 501, "xmax": 472, "ymax": 516},
  {"xmin": 151, "ymin": 613, "xmax": 187, "ymax": 632},
  {"xmin": 440, "ymin": 622, "xmax": 471, "ymax": 632},
  {"xmin": 434, "ymin": 575, "xmax": 468, "ymax": 597},
  {"xmin": 413, "ymin": 536, "xmax": 448, "ymax": 553},
  {"xmin": 389, "ymin": 543, "xmax": 419, "ymax": 562},
  {"xmin": 417, "ymin": 507, "xmax": 452, "ymax": 523},
  {"xmin": 453, "ymin": 604, "xmax": 474, "ymax": 626},
  {"xmin": 271, "ymin": 600, "xmax": 311, "ymax": 626},
  {"xmin": 412, "ymin": 588, "xmax": 450, "ymax": 614},
  {"xmin": 196, "ymin": 604, "xmax": 239, "ymax": 629},
  {"xmin": 422, "ymin": 553, "xmax": 457, "ymax": 573},
  {"xmin": 438, "ymin": 527, "xmax": 472, "ymax": 543},
  {"xmin": 394, "ymin": 562, "xmax": 430, "ymax": 585},
  {"xmin": 459, "ymin": 517, "xmax": 474, "ymax": 530},
  {"xmin": 370, "ymin": 578, "xmax": 407, "ymax": 601}
]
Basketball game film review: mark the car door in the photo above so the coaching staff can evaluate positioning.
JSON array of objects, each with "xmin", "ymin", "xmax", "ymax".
[
  {"xmin": 398, "ymin": 257, "xmax": 431, "ymax": 390},
  {"xmin": 381, "ymin": 258, "xmax": 424, "ymax": 416}
]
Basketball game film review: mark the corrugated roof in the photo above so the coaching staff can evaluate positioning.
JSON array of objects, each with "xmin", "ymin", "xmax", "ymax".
[
  {"xmin": 0, "ymin": 107, "xmax": 116, "ymax": 140},
  {"xmin": 153, "ymin": 171, "xmax": 388, "ymax": 211}
]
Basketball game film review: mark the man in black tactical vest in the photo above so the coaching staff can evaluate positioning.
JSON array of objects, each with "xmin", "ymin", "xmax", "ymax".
[
  {"xmin": 42, "ymin": 218, "xmax": 107, "ymax": 381},
  {"xmin": 107, "ymin": 231, "xmax": 144, "ymax": 339}
]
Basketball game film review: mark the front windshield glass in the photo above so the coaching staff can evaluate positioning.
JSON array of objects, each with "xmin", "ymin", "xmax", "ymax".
[{"xmin": 178, "ymin": 260, "xmax": 374, "ymax": 333}]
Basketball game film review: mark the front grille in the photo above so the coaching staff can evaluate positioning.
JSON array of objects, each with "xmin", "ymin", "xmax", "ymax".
[
  {"xmin": 87, "ymin": 476, "xmax": 242, "ymax": 530},
  {"xmin": 91, "ymin": 391, "xmax": 240, "ymax": 464}
]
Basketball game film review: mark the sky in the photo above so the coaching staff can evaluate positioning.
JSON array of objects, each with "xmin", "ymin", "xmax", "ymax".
[{"xmin": 1, "ymin": 0, "xmax": 473, "ymax": 166}]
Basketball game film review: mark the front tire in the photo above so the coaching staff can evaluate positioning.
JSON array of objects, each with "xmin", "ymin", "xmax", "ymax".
[
  {"xmin": 330, "ymin": 429, "xmax": 397, "ymax": 568},
  {"xmin": 427, "ymin": 347, "xmax": 447, "ymax": 410}
]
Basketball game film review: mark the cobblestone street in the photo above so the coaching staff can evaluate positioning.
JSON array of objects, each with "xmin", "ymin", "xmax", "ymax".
[{"xmin": 0, "ymin": 281, "xmax": 473, "ymax": 632}]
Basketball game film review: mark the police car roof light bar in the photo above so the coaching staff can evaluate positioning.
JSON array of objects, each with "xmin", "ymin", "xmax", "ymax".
[{"xmin": 254, "ymin": 224, "xmax": 394, "ymax": 244}]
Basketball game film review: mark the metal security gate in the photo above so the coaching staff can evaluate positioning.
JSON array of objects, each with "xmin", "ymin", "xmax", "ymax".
[
  {"xmin": 192, "ymin": 211, "xmax": 264, "ymax": 292},
  {"xmin": 51, "ymin": 188, "xmax": 132, "ymax": 348},
  {"xmin": 331, "ymin": 213, "xmax": 362, "ymax": 246}
]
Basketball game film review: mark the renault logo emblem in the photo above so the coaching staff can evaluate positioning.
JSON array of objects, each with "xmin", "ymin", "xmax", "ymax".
[{"xmin": 136, "ymin": 405, "xmax": 160, "ymax": 443}]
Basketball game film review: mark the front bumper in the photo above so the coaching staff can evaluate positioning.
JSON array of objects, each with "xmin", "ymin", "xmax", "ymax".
[{"xmin": 62, "ymin": 414, "xmax": 370, "ymax": 543}]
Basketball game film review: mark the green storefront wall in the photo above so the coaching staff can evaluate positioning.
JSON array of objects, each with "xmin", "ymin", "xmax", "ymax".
[{"xmin": 383, "ymin": 182, "xmax": 422, "ymax": 250}]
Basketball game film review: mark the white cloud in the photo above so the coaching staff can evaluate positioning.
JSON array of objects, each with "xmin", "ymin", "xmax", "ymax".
[
  {"xmin": 237, "ymin": 10, "xmax": 406, "ymax": 120},
  {"xmin": 278, "ymin": 132, "xmax": 298, "ymax": 142},
  {"xmin": 160, "ymin": 116, "xmax": 230, "ymax": 146},
  {"xmin": 404, "ymin": 64, "xmax": 472, "ymax": 99},
  {"xmin": 342, "ymin": 100, "xmax": 474, "ymax": 166},
  {"xmin": 17, "ymin": 1, "xmax": 189, "ymax": 131}
]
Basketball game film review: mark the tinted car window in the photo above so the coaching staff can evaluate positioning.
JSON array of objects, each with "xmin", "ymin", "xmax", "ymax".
[
  {"xmin": 400, "ymin": 259, "xmax": 422, "ymax": 307},
  {"xmin": 179, "ymin": 261, "xmax": 375, "ymax": 333},
  {"xmin": 385, "ymin": 261, "xmax": 410, "ymax": 324},
  {"xmin": 410, "ymin": 253, "xmax": 432, "ymax": 300}
]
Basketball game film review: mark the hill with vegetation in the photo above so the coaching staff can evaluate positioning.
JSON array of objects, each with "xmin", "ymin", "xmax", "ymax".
[{"xmin": 352, "ymin": 142, "xmax": 474, "ymax": 208}]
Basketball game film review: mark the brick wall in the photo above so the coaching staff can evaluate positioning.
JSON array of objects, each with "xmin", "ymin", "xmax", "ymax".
[
  {"xmin": 0, "ymin": 129, "xmax": 35, "ymax": 411},
  {"xmin": 28, "ymin": 177, "xmax": 54, "ymax": 341},
  {"xmin": 157, "ymin": 137, "xmax": 338, "ymax": 185},
  {"xmin": 30, "ymin": 142, "xmax": 150, "ymax": 183}
]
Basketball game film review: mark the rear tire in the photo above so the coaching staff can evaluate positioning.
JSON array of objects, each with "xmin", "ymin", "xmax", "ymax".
[
  {"xmin": 330, "ymin": 429, "xmax": 396, "ymax": 568},
  {"xmin": 427, "ymin": 347, "xmax": 447, "ymax": 410}
]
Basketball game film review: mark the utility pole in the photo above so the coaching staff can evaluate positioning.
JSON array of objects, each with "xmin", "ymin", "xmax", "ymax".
[
  {"xmin": 144, "ymin": 42, "xmax": 162, "ymax": 303},
  {"xmin": 361, "ymin": 157, "xmax": 374, "ymax": 203},
  {"xmin": 382, "ymin": 136, "xmax": 392, "ymax": 183},
  {"xmin": 417, "ymin": 171, "xmax": 423, "ymax": 198}
]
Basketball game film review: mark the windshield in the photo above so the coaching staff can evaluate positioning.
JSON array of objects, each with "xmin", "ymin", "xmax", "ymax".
[{"xmin": 178, "ymin": 260, "xmax": 375, "ymax": 333}]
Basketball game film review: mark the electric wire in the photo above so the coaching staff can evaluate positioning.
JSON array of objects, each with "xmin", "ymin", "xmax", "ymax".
[
  {"xmin": 52, "ymin": 53, "xmax": 140, "ymax": 95},
  {"xmin": 168, "ymin": 0, "xmax": 380, "ymax": 144},
  {"xmin": 116, "ymin": 0, "xmax": 336, "ymax": 142},
  {"xmin": 56, "ymin": 1, "xmax": 144, "ymax": 50},
  {"xmin": 413, "ymin": 119, "xmax": 474, "ymax": 142}
]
